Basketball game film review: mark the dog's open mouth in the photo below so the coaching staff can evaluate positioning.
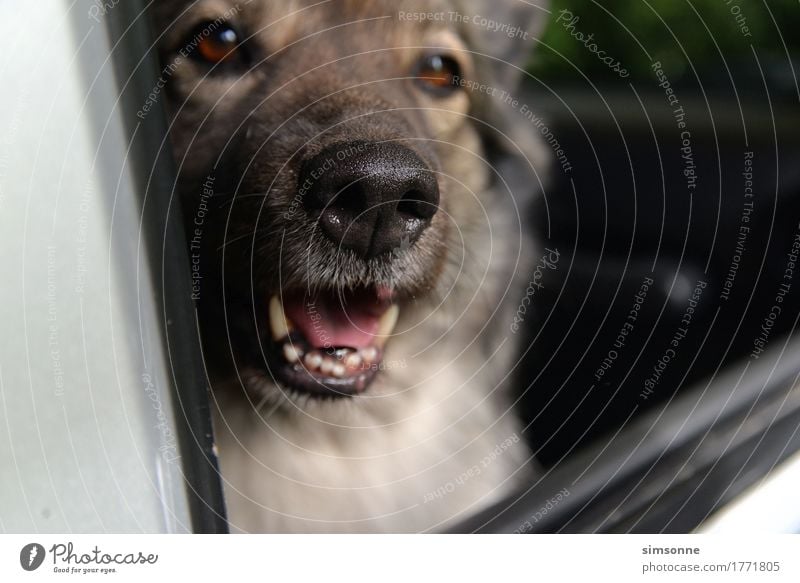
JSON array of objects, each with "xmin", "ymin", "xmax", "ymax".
[{"xmin": 265, "ymin": 286, "xmax": 399, "ymax": 397}]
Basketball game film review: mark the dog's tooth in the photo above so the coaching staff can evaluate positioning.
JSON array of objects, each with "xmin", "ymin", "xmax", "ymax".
[
  {"xmin": 282, "ymin": 343, "xmax": 301, "ymax": 364},
  {"xmin": 304, "ymin": 352, "xmax": 323, "ymax": 370},
  {"xmin": 320, "ymin": 358, "xmax": 335, "ymax": 375},
  {"xmin": 360, "ymin": 346, "xmax": 378, "ymax": 364},
  {"xmin": 332, "ymin": 363, "xmax": 346, "ymax": 378},
  {"xmin": 269, "ymin": 295, "xmax": 291, "ymax": 340},
  {"xmin": 374, "ymin": 305, "xmax": 399, "ymax": 348},
  {"xmin": 344, "ymin": 352, "xmax": 362, "ymax": 370}
]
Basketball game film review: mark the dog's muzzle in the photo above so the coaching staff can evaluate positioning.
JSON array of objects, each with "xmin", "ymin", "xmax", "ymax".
[
  {"xmin": 250, "ymin": 142, "xmax": 441, "ymax": 398},
  {"xmin": 301, "ymin": 141, "xmax": 439, "ymax": 258}
]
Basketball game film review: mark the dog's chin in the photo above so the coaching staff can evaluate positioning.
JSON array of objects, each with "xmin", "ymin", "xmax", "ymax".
[{"xmin": 243, "ymin": 284, "xmax": 403, "ymax": 401}]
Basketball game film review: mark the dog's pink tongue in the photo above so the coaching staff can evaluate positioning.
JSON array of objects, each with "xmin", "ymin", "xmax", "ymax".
[{"xmin": 282, "ymin": 289, "xmax": 390, "ymax": 349}]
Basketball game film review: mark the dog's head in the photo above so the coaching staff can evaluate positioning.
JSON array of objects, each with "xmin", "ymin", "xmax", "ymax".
[{"xmin": 152, "ymin": 0, "xmax": 548, "ymax": 406}]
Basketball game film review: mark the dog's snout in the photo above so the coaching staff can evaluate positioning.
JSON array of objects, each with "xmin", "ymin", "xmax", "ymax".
[{"xmin": 301, "ymin": 141, "xmax": 439, "ymax": 258}]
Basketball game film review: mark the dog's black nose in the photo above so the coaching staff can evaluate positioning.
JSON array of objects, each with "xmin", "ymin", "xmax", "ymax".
[{"xmin": 300, "ymin": 141, "xmax": 439, "ymax": 258}]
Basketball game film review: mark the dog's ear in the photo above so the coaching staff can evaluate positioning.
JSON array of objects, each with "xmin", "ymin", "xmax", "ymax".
[
  {"xmin": 452, "ymin": 1, "xmax": 552, "ymax": 210},
  {"xmin": 453, "ymin": 0, "xmax": 550, "ymax": 90}
]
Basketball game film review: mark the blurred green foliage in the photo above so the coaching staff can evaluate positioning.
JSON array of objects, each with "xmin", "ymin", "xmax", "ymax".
[{"xmin": 529, "ymin": 0, "xmax": 800, "ymax": 82}]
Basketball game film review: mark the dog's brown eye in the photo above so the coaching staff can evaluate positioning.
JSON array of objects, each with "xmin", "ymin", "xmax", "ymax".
[
  {"xmin": 191, "ymin": 23, "xmax": 241, "ymax": 64},
  {"xmin": 414, "ymin": 55, "xmax": 462, "ymax": 94}
]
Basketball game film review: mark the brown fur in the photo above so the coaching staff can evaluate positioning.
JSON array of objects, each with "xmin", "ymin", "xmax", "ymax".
[{"xmin": 152, "ymin": 0, "xmax": 550, "ymax": 532}]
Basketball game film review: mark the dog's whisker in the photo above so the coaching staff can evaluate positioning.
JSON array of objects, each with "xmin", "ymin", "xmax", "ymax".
[
  {"xmin": 194, "ymin": 189, "xmax": 272, "ymax": 210},
  {"xmin": 216, "ymin": 225, "xmax": 290, "ymax": 252},
  {"xmin": 258, "ymin": 395, "xmax": 283, "ymax": 420},
  {"xmin": 254, "ymin": 391, "xmax": 271, "ymax": 412},
  {"xmin": 215, "ymin": 232, "xmax": 256, "ymax": 252},
  {"xmin": 218, "ymin": 191, "xmax": 272, "ymax": 206}
]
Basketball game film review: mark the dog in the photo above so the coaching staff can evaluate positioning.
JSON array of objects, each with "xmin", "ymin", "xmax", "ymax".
[{"xmin": 152, "ymin": 0, "xmax": 550, "ymax": 532}]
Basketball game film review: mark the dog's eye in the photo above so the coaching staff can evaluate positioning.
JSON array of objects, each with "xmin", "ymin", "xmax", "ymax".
[
  {"xmin": 414, "ymin": 55, "xmax": 462, "ymax": 95},
  {"xmin": 188, "ymin": 22, "xmax": 242, "ymax": 64}
]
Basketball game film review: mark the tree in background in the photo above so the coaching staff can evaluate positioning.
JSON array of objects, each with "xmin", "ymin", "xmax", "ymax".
[{"xmin": 529, "ymin": 0, "xmax": 799, "ymax": 86}]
